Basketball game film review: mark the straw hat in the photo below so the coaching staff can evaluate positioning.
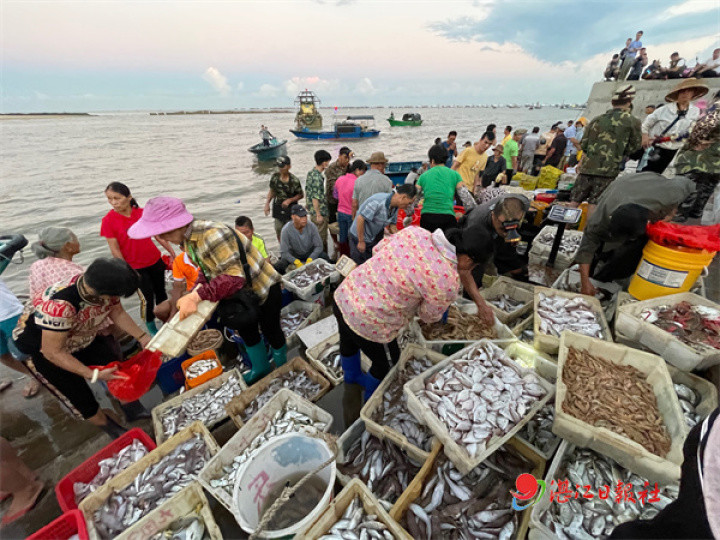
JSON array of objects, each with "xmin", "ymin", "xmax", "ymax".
[
  {"xmin": 665, "ymin": 78, "xmax": 709, "ymax": 103},
  {"xmin": 367, "ymin": 151, "xmax": 389, "ymax": 164}
]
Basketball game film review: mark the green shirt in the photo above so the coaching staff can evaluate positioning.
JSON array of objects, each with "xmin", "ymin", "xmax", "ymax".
[
  {"xmin": 503, "ymin": 139, "xmax": 519, "ymax": 169},
  {"xmin": 418, "ymin": 165, "xmax": 461, "ymax": 216},
  {"xmin": 305, "ymin": 168, "xmax": 328, "ymax": 218},
  {"xmin": 580, "ymin": 108, "xmax": 642, "ymax": 178},
  {"xmin": 269, "ymin": 172, "xmax": 303, "ymax": 203},
  {"xmin": 252, "ymin": 234, "xmax": 268, "ymax": 258}
]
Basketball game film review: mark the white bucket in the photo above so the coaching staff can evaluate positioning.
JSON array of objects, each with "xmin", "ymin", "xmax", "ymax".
[{"xmin": 232, "ymin": 433, "xmax": 336, "ymax": 538}]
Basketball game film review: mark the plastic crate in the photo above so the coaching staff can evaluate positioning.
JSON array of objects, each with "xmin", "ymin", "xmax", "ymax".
[
  {"xmin": 28, "ymin": 510, "xmax": 89, "ymax": 540},
  {"xmin": 156, "ymin": 354, "xmax": 188, "ymax": 394},
  {"xmin": 55, "ymin": 428, "xmax": 156, "ymax": 512}
]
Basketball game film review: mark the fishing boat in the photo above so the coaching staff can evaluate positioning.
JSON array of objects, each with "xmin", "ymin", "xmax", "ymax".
[
  {"xmin": 387, "ymin": 113, "xmax": 423, "ymax": 127},
  {"xmin": 290, "ymin": 115, "xmax": 380, "ymax": 140},
  {"xmin": 385, "ymin": 160, "xmax": 423, "ymax": 185},
  {"xmin": 248, "ymin": 138, "xmax": 288, "ymax": 161}
]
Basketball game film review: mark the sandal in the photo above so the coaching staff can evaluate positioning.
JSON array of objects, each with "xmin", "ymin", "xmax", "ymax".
[
  {"xmin": 0, "ymin": 380, "xmax": 11, "ymax": 393},
  {"xmin": 22, "ymin": 379, "xmax": 40, "ymax": 399}
]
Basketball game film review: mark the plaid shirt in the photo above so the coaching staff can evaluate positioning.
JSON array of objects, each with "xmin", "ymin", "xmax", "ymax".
[
  {"xmin": 184, "ymin": 220, "xmax": 280, "ymax": 303},
  {"xmin": 306, "ymin": 168, "xmax": 328, "ymax": 218}
]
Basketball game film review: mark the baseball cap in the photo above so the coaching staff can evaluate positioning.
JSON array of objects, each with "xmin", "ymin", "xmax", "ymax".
[{"xmin": 290, "ymin": 204, "xmax": 308, "ymax": 217}]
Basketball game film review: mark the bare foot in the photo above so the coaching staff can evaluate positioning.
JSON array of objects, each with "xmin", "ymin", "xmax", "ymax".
[
  {"xmin": 22, "ymin": 379, "xmax": 40, "ymax": 399},
  {"xmin": 1, "ymin": 480, "xmax": 43, "ymax": 525}
]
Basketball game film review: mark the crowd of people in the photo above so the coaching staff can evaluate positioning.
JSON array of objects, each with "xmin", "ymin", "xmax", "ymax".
[{"xmin": 604, "ymin": 31, "xmax": 720, "ymax": 82}]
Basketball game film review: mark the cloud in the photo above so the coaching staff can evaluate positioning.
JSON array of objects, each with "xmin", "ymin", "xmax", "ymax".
[
  {"xmin": 660, "ymin": 0, "xmax": 718, "ymax": 19},
  {"xmin": 282, "ymin": 76, "xmax": 340, "ymax": 98},
  {"xmin": 256, "ymin": 83, "xmax": 280, "ymax": 97},
  {"xmin": 236, "ymin": 82, "xmax": 244, "ymax": 91},
  {"xmin": 355, "ymin": 77, "xmax": 377, "ymax": 96},
  {"xmin": 202, "ymin": 67, "xmax": 230, "ymax": 96}
]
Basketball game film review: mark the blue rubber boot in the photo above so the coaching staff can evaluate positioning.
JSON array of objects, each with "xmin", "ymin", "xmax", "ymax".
[
  {"xmin": 271, "ymin": 344, "xmax": 288, "ymax": 368},
  {"xmin": 243, "ymin": 341, "xmax": 272, "ymax": 385},
  {"xmin": 146, "ymin": 321, "xmax": 159, "ymax": 336},
  {"xmin": 341, "ymin": 352, "xmax": 362, "ymax": 385},
  {"xmin": 361, "ymin": 372, "xmax": 381, "ymax": 401}
]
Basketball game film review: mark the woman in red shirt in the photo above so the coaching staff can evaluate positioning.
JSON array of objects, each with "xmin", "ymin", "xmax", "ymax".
[{"xmin": 101, "ymin": 182, "xmax": 175, "ymax": 334}]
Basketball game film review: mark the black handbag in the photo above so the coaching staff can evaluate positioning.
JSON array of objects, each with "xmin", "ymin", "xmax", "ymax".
[{"xmin": 272, "ymin": 201, "xmax": 292, "ymax": 223}]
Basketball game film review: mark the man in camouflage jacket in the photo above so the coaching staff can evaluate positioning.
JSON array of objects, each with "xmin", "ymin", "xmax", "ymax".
[{"xmin": 569, "ymin": 85, "xmax": 642, "ymax": 214}]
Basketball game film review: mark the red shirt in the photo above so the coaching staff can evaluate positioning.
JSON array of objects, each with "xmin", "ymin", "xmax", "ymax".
[{"xmin": 100, "ymin": 207, "xmax": 161, "ymax": 269}]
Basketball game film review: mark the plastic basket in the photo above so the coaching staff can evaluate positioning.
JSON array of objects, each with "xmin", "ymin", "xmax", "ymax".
[
  {"xmin": 156, "ymin": 355, "xmax": 187, "ymax": 394},
  {"xmin": 181, "ymin": 350, "xmax": 222, "ymax": 389},
  {"xmin": 27, "ymin": 510, "xmax": 89, "ymax": 540},
  {"xmin": 55, "ymin": 428, "xmax": 156, "ymax": 512}
]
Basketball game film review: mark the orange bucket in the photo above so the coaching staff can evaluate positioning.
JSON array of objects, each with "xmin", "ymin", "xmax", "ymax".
[{"xmin": 181, "ymin": 350, "xmax": 222, "ymax": 389}]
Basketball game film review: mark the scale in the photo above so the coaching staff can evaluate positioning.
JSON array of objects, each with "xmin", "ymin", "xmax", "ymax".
[{"xmin": 545, "ymin": 205, "xmax": 582, "ymax": 268}]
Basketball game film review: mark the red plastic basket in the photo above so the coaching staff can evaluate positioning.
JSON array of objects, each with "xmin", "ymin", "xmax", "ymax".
[
  {"xmin": 54, "ymin": 428, "xmax": 156, "ymax": 512},
  {"xmin": 27, "ymin": 510, "xmax": 89, "ymax": 540}
]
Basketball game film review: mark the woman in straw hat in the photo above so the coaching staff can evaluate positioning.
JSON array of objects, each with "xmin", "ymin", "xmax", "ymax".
[{"xmin": 640, "ymin": 78, "xmax": 708, "ymax": 174}]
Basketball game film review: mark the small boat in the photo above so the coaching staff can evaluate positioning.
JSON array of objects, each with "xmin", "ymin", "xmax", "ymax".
[
  {"xmin": 290, "ymin": 115, "xmax": 380, "ymax": 140},
  {"xmin": 385, "ymin": 160, "xmax": 423, "ymax": 185},
  {"xmin": 248, "ymin": 138, "xmax": 288, "ymax": 160},
  {"xmin": 387, "ymin": 113, "xmax": 422, "ymax": 127}
]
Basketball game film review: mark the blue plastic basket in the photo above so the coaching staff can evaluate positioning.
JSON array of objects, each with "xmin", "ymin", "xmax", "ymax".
[{"xmin": 155, "ymin": 354, "xmax": 188, "ymax": 394}]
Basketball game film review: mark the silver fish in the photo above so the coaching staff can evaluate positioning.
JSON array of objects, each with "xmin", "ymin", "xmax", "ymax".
[
  {"xmin": 673, "ymin": 383, "xmax": 702, "ymax": 428},
  {"xmin": 318, "ymin": 496, "xmax": 391, "ymax": 539},
  {"xmin": 241, "ymin": 370, "xmax": 322, "ymax": 420},
  {"xmin": 148, "ymin": 514, "xmax": 205, "ymax": 540},
  {"xmin": 537, "ymin": 293, "xmax": 604, "ymax": 339},
  {"xmin": 316, "ymin": 343, "xmax": 343, "ymax": 379},
  {"xmin": 280, "ymin": 309, "xmax": 313, "ymax": 337},
  {"xmin": 535, "ymin": 227, "xmax": 582, "ymax": 256},
  {"xmin": 488, "ymin": 294, "xmax": 525, "ymax": 313},
  {"xmin": 286, "ymin": 263, "xmax": 334, "ymax": 288},
  {"xmin": 517, "ymin": 403, "xmax": 559, "ymax": 455},
  {"xmin": 184, "ymin": 359, "xmax": 219, "ymax": 380}
]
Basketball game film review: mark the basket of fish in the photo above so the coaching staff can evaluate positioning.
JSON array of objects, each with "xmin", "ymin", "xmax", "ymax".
[
  {"xmin": 552, "ymin": 265, "xmax": 622, "ymax": 322},
  {"xmin": 79, "ymin": 422, "xmax": 220, "ymax": 540},
  {"xmin": 554, "ymin": 332, "xmax": 687, "ymax": 485},
  {"xmin": 514, "ymin": 403, "xmax": 561, "ymax": 463},
  {"xmin": 528, "ymin": 441, "xmax": 679, "ymax": 540},
  {"xmin": 151, "ymin": 368, "xmax": 247, "ymax": 444},
  {"xmin": 147, "ymin": 300, "xmax": 218, "ymax": 358},
  {"xmin": 198, "ymin": 388, "xmax": 332, "ymax": 515},
  {"xmin": 615, "ymin": 292, "xmax": 720, "ymax": 371},
  {"xmin": 479, "ymin": 276, "xmax": 535, "ymax": 325},
  {"xmin": 336, "ymin": 419, "xmax": 426, "ymax": 513},
  {"xmin": 404, "ymin": 340, "xmax": 554, "ymax": 475},
  {"xmin": 666, "ymin": 364, "xmax": 718, "ymax": 429},
  {"xmin": 396, "ymin": 437, "xmax": 545, "ymax": 540},
  {"xmin": 528, "ymin": 225, "xmax": 584, "ymax": 270},
  {"xmin": 533, "ymin": 286, "xmax": 612, "ymax": 355},
  {"xmin": 281, "ymin": 259, "xmax": 338, "ymax": 301},
  {"xmin": 512, "ymin": 314, "xmax": 534, "ymax": 342},
  {"xmin": 360, "ymin": 344, "xmax": 446, "ymax": 462},
  {"xmin": 305, "ymin": 333, "xmax": 372, "ymax": 386},
  {"xmin": 117, "ymin": 483, "xmax": 222, "ymax": 540},
  {"xmin": 527, "ymin": 262, "xmax": 563, "ymax": 287},
  {"xmin": 280, "ymin": 300, "xmax": 321, "ymax": 349},
  {"xmin": 225, "ymin": 356, "xmax": 330, "ymax": 428},
  {"xmin": 301, "ymin": 478, "xmax": 412, "ymax": 540}
]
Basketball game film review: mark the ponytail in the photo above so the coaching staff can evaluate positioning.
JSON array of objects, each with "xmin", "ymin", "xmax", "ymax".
[{"xmin": 105, "ymin": 182, "xmax": 139, "ymax": 208}]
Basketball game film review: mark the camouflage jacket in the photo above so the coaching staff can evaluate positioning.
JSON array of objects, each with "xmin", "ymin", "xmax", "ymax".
[
  {"xmin": 579, "ymin": 108, "xmax": 642, "ymax": 177},
  {"xmin": 325, "ymin": 160, "xmax": 347, "ymax": 205},
  {"xmin": 675, "ymin": 140, "xmax": 720, "ymax": 175}
]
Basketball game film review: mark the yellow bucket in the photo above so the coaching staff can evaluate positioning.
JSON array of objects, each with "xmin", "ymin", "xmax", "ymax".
[{"xmin": 628, "ymin": 240, "xmax": 716, "ymax": 300}]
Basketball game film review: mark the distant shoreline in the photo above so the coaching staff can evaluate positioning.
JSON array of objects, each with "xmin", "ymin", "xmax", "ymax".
[
  {"xmin": 150, "ymin": 109, "xmax": 291, "ymax": 115},
  {"xmin": 0, "ymin": 113, "xmax": 93, "ymax": 120}
]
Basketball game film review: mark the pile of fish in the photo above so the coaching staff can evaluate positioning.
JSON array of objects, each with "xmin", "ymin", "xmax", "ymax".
[
  {"xmin": 535, "ymin": 227, "xmax": 582, "ymax": 256},
  {"xmin": 640, "ymin": 301, "xmax": 720, "ymax": 351},
  {"xmin": 537, "ymin": 293, "xmax": 604, "ymax": 339},
  {"xmin": 314, "ymin": 342, "xmax": 343, "ymax": 380},
  {"xmin": 674, "ymin": 381, "xmax": 703, "ymax": 428},
  {"xmin": 239, "ymin": 370, "xmax": 323, "ymax": 421},
  {"xmin": 562, "ymin": 347, "xmax": 672, "ymax": 457},
  {"xmin": 187, "ymin": 330, "xmax": 221, "ymax": 353},
  {"xmin": 338, "ymin": 430, "xmax": 421, "ymax": 507},
  {"xmin": 371, "ymin": 355, "xmax": 435, "ymax": 452},
  {"xmin": 405, "ymin": 445, "xmax": 532, "ymax": 540},
  {"xmin": 73, "ymin": 439, "xmax": 150, "ymax": 505},
  {"xmin": 149, "ymin": 514, "xmax": 207, "ymax": 540},
  {"xmin": 487, "ymin": 293, "xmax": 526, "ymax": 313},
  {"xmin": 208, "ymin": 406, "xmax": 327, "ymax": 498},
  {"xmin": 318, "ymin": 496, "xmax": 393, "ymax": 540},
  {"xmin": 280, "ymin": 308, "xmax": 313, "ymax": 337},
  {"xmin": 416, "ymin": 342, "xmax": 547, "ymax": 456},
  {"xmin": 160, "ymin": 374, "xmax": 244, "ymax": 438},
  {"xmin": 184, "ymin": 358, "xmax": 219, "ymax": 381},
  {"xmin": 517, "ymin": 403, "xmax": 559, "ymax": 456},
  {"xmin": 539, "ymin": 446, "xmax": 678, "ymax": 538},
  {"xmin": 93, "ymin": 435, "xmax": 210, "ymax": 539},
  {"xmin": 286, "ymin": 262, "xmax": 334, "ymax": 288},
  {"xmin": 419, "ymin": 306, "xmax": 497, "ymax": 341}
]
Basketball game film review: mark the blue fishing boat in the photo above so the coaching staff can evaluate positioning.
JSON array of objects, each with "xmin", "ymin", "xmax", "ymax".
[
  {"xmin": 248, "ymin": 138, "xmax": 288, "ymax": 161},
  {"xmin": 385, "ymin": 161, "xmax": 423, "ymax": 185},
  {"xmin": 290, "ymin": 116, "xmax": 380, "ymax": 140}
]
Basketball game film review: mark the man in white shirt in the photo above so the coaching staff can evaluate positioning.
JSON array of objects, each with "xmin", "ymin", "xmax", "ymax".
[{"xmin": 690, "ymin": 48, "xmax": 720, "ymax": 78}]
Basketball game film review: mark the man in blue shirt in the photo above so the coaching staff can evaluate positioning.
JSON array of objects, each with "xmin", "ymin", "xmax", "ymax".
[
  {"xmin": 619, "ymin": 31, "xmax": 643, "ymax": 79},
  {"xmin": 349, "ymin": 184, "xmax": 417, "ymax": 264},
  {"xmin": 442, "ymin": 131, "xmax": 458, "ymax": 167}
]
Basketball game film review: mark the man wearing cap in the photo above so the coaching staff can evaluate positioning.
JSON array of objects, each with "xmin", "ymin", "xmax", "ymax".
[
  {"xmin": 503, "ymin": 129, "xmax": 524, "ymax": 182},
  {"xmin": 264, "ymin": 156, "xmax": 304, "ymax": 241},
  {"xmin": 351, "ymin": 151, "xmax": 393, "ymax": 218},
  {"xmin": 128, "ymin": 197, "xmax": 287, "ymax": 384},
  {"xmin": 569, "ymin": 85, "xmax": 642, "ymax": 215},
  {"xmin": 325, "ymin": 146, "xmax": 353, "ymax": 224},
  {"xmin": 349, "ymin": 185, "xmax": 417, "ymax": 264},
  {"xmin": 278, "ymin": 204, "xmax": 328, "ymax": 273},
  {"xmin": 574, "ymin": 172, "xmax": 695, "ymax": 297}
]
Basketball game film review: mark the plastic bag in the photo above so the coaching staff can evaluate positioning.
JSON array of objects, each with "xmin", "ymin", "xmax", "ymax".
[
  {"xmin": 92, "ymin": 350, "xmax": 162, "ymax": 402},
  {"xmin": 646, "ymin": 222, "xmax": 720, "ymax": 251}
]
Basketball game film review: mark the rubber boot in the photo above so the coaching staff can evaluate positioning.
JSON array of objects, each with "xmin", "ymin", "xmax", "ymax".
[
  {"xmin": 146, "ymin": 321, "xmax": 159, "ymax": 336},
  {"xmin": 361, "ymin": 372, "xmax": 381, "ymax": 401},
  {"xmin": 340, "ymin": 352, "xmax": 362, "ymax": 385},
  {"xmin": 271, "ymin": 344, "xmax": 287, "ymax": 368},
  {"xmin": 120, "ymin": 400, "xmax": 151, "ymax": 422},
  {"xmin": 242, "ymin": 341, "xmax": 272, "ymax": 385},
  {"xmin": 99, "ymin": 416, "xmax": 128, "ymax": 439}
]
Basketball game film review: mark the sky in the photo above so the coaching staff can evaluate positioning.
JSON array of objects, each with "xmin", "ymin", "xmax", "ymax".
[{"xmin": 1, "ymin": 0, "xmax": 719, "ymax": 112}]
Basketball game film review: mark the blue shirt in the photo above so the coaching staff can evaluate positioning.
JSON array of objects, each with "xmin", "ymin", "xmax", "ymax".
[
  {"xmin": 349, "ymin": 193, "xmax": 397, "ymax": 243},
  {"xmin": 442, "ymin": 141, "xmax": 455, "ymax": 167},
  {"xmin": 564, "ymin": 126, "xmax": 577, "ymax": 156},
  {"xmin": 628, "ymin": 40, "xmax": 642, "ymax": 55}
]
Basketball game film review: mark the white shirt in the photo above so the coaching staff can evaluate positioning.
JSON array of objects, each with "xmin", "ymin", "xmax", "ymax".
[
  {"xmin": 0, "ymin": 280, "xmax": 23, "ymax": 321},
  {"xmin": 704, "ymin": 56, "xmax": 720, "ymax": 74},
  {"xmin": 641, "ymin": 102, "xmax": 700, "ymax": 150}
]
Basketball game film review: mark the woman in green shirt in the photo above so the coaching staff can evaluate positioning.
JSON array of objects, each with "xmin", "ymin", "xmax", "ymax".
[
  {"xmin": 264, "ymin": 156, "xmax": 304, "ymax": 241},
  {"xmin": 418, "ymin": 144, "xmax": 467, "ymax": 233}
]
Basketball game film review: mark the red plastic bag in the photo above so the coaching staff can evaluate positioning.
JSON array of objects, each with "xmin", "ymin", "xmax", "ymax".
[
  {"xmin": 646, "ymin": 222, "xmax": 720, "ymax": 251},
  {"xmin": 91, "ymin": 350, "xmax": 162, "ymax": 402},
  {"xmin": 161, "ymin": 254, "xmax": 173, "ymax": 270}
]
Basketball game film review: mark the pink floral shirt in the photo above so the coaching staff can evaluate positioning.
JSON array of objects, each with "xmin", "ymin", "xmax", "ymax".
[
  {"xmin": 334, "ymin": 226, "xmax": 459, "ymax": 343},
  {"xmin": 28, "ymin": 258, "xmax": 85, "ymax": 305}
]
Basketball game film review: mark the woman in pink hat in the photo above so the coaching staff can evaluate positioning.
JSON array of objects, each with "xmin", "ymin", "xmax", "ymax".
[
  {"xmin": 101, "ymin": 182, "xmax": 176, "ymax": 335},
  {"xmin": 128, "ymin": 196, "xmax": 287, "ymax": 384}
]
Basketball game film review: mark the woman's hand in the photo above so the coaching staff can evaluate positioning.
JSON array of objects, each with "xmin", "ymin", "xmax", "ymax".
[
  {"xmin": 137, "ymin": 333, "xmax": 152, "ymax": 348},
  {"xmin": 642, "ymin": 133, "xmax": 651, "ymax": 148},
  {"xmin": 476, "ymin": 301, "xmax": 495, "ymax": 328},
  {"xmin": 96, "ymin": 366, "xmax": 128, "ymax": 382},
  {"xmin": 177, "ymin": 290, "xmax": 201, "ymax": 320}
]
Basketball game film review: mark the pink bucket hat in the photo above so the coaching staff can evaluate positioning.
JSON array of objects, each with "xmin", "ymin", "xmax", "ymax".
[{"xmin": 127, "ymin": 196, "xmax": 193, "ymax": 239}]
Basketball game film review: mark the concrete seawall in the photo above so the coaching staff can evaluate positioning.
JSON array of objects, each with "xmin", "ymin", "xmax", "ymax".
[{"xmin": 582, "ymin": 79, "xmax": 720, "ymax": 122}]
